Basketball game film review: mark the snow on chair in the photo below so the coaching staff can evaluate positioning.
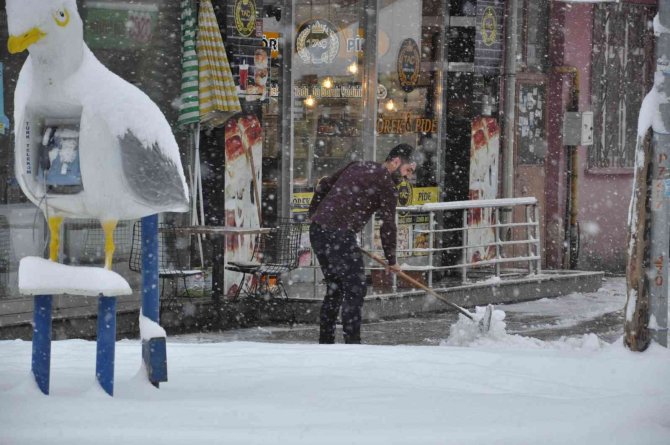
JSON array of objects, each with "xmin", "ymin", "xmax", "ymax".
[{"xmin": 19, "ymin": 257, "xmax": 132, "ymax": 396}]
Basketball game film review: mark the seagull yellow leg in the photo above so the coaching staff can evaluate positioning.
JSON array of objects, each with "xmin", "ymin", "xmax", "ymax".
[
  {"xmin": 48, "ymin": 216, "xmax": 64, "ymax": 262},
  {"xmin": 102, "ymin": 220, "xmax": 118, "ymax": 270}
]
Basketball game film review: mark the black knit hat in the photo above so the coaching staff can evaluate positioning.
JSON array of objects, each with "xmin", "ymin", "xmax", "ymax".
[{"xmin": 385, "ymin": 143, "xmax": 414, "ymax": 162}]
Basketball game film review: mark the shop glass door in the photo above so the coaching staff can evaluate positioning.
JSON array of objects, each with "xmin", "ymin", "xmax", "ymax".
[{"xmin": 290, "ymin": 0, "xmax": 366, "ymax": 200}]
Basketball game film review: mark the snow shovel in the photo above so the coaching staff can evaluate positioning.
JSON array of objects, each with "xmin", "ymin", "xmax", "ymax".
[{"xmin": 360, "ymin": 249, "xmax": 493, "ymax": 333}]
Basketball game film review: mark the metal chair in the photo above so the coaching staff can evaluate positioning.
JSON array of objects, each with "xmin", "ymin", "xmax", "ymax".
[
  {"xmin": 0, "ymin": 216, "xmax": 10, "ymax": 296},
  {"xmin": 129, "ymin": 221, "xmax": 202, "ymax": 302},
  {"xmin": 225, "ymin": 217, "xmax": 304, "ymax": 300},
  {"xmin": 79, "ymin": 220, "xmax": 132, "ymax": 266}
]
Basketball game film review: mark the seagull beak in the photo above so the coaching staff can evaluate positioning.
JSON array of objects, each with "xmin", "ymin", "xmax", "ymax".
[{"xmin": 8, "ymin": 28, "xmax": 46, "ymax": 54}]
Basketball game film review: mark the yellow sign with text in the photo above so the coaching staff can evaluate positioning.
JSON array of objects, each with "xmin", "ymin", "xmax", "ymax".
[{"xmin": 292, "ymin": 192, "xmax": 313, "ymax": 213}]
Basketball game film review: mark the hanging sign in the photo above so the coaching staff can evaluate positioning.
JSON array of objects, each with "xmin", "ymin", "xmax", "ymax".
[
  {"xmin": 475, "ymin": 0, "xmax": 504, "ymax": 74},
  {"xmin": 235, "ymin": 0, "xmax": 257, "ymax": 37},
  {"xmin": 0, "ymin": 63, "xmax": 9, "ymax": 136},
  {"xmin": 481, "ymin": 7, "xmax": 497, "ymax": 46},
  {"xmin": 397, "ymin": 38, "xmax": 420, "ymax": 93},
  {"xmin": 296, "ymin": 19, "xmax": 340, "ymax": 65}
]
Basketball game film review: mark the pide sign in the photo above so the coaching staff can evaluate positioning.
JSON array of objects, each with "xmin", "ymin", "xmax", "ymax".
[{"xmin": 377, "ymin": 113, "xmax": 438, "ymax": 134}]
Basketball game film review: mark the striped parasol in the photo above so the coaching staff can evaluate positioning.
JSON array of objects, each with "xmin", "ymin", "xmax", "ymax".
[
  {"xmin": 197, "ymin": 0, "xmax": 241, "ymax": 128},
  {"xmin": 178, "ymin": 0, "xmax": 199, "ymax": 127},
  {"xmin": 178, "ymin": 0, "xmax": 205, "ymax": 266}
]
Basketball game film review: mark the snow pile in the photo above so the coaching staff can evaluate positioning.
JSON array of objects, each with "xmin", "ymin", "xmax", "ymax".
[
  {"xmin": 444, "ymin": 306, "xmax": 606, "ymax": 351},
  {"xmin": 444, "ymin": 306, "xmax": 508, "ymax": 346},
  {"xmin": 139, "ymin": 311, "xmax": 166, "ymax": 340}
]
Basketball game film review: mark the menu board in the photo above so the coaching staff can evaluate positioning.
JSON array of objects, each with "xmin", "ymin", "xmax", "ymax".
[{"xmin": 517, "ymin": 83, "xmax": 546, "ymax": 165}]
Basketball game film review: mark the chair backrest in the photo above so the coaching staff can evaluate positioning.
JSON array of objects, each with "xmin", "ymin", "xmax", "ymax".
[
  {"xmin": 0, "ymin": 216, "xmax": 9, "ymax": 274},
  {"xmin": 0, "ymin": 215, "xmax": 10, "ymax": 293},
  {"xmin": 129, "ymin": 222, "xmax": 190, "ymax": 274},
  {"xmin": 258, "ymin": 217, "xmax": 303, "ymax": 275},
  {"xmin": 81, "ymin": 220, "xmax": 132, "ymax": 266}
]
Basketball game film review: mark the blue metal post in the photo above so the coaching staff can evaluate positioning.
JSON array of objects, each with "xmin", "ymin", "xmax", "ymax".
[
  {"xmin": 141, "ymin": 214, "xmax": 160, "ymax": 322},
  {"xmin": 31, "ymin": 295, "xmax": 52, "ymax": 395},
  {"xmin": 141, "ymin": 214, "xmax": 167, "ymax": 386},
  {"xmin": 96, "ymin": 295, "xmax": 116, "ymax": 396}
]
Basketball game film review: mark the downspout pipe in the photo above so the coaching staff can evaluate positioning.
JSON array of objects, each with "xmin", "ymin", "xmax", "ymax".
[{"xmin": 554, "ymin": 66, "xmax": 580, "ymax": 269}]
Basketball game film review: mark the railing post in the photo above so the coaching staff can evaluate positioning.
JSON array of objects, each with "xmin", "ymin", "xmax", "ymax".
[
  {"xmin": 495, "ymin": 208, "xmax": 501, "ymax": 277},
  {"xmin": 428, "ymin": 210, "xmax": 434, "ymax": 287},
  {"xmin": 526, "ymin": 205, "xmax": 533, "ymax": 274},
  {"xmin": 392, "ymin": 210, "xmax": 398, "ymax": 292},
  {"xmin": 534, "ymin": 204, "xmax": 542, "ymax": 274},
  {"xmin": 462, "ymin": 208, "xmax": 468, "ymax": 283}
]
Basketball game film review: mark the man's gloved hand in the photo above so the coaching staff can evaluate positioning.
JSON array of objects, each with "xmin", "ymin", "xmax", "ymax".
[{"xmin": 385, "ymin": 263, "xmax": 401, "ymax": 274}]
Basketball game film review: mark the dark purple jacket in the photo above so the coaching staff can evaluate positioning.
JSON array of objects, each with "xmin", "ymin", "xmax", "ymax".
[{"xmin": 309, "ymin": 161, "xmax": 398, "ymax": 265}]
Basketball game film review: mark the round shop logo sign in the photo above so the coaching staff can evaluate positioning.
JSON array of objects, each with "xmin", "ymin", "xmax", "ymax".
[
  {"xmin": 397, "ymin": 180, "xmax": 413, "ymax": 216},
  {"xmin": 235, "ymin": 0, "xmax": 257, "ymax": 37},
  {"xmin": 397, "ymin": 38, "xmax": 420, "ymax": 93},
  {"xmin": 296, "ymin": 19, "xmax": 340, "ymax": 65},
  {"xmin": 481, "ymin": 6, "xmax": 497, "ymax": 46}
]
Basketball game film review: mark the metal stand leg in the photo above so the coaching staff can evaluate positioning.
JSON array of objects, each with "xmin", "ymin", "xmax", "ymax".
[
  {"xmin": 96, "ymin": 295, "xmax": 116, "ymax": 396},
  {"xmin": 32, "ymin": 295, "xmax": 52, "ymax": 395}
]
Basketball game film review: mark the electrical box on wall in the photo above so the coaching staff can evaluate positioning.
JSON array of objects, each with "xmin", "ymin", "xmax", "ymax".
[{"xmin": 562, "ymin": 111, "xmax": 593, "ymax": 146}]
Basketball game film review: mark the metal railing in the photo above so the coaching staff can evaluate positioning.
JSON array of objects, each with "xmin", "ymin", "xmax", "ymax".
[{"xmin": 368, "ymin": 197, "xmax": 541, "ymax": 287}]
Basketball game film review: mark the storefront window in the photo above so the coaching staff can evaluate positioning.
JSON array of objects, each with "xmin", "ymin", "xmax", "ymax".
[
  {"xmin": 291, "ymin": 0, "xmax": 366, "ymax": 191},
  {"xmin": 376, "ymin": 0, "xmax": 443, "ymax": 188},
  {"xmin": 589, "ymin": 2, "xmax": 655, "ymax": 170},
  {"xmin": 516, "ymin": 0, "xmax": 549, "ymax": 73}
]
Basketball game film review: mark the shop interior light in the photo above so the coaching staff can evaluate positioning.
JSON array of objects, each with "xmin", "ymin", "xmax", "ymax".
[
  {"xmin": 304, "ymin": 95, "xmax": 316, "ymax": 107},
  {"xmin": 385, "ymin": 99, "xmax": 395, "ymax": 111},
  {"xmin": 348, "ymin": 61, "xmax": 358, "ymax": 75},
  {"xmin": 322, "ymin": 77, "xmax": 334, "ymax": 89}
]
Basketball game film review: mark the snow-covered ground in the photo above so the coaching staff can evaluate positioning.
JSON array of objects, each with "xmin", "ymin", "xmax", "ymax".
[{"xmin": 1, "ymin": 277, "xmax": 669, "ymax": 444}]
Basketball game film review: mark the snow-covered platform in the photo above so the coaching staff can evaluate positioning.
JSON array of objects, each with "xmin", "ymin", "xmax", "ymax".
[
  {"xmin": 157, "ymin": 268, "xmax": 605, "ymax": 331},
  {"xmin": 0, "ymin": 266, "xmax": 603, "ymax": 338}
]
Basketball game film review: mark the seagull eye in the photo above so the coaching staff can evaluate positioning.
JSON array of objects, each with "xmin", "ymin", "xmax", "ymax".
[{"xmin": 53, "ymin": 9, "xmax": 70, "ymax": 27}]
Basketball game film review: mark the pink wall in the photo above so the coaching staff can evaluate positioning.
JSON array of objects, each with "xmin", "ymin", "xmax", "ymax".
[{"xmin": 546, "ymin": 3, "xmax": 637, "ymax": 272}]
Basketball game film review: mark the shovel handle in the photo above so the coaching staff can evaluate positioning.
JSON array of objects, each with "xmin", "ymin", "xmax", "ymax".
[{"xmin": 360, "ymin": 249, "xmax": 474, "ymax": 321}]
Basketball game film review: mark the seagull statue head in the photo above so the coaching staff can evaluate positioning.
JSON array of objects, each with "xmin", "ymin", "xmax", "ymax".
[
  {"xmin": 7, "ymin": 0, "xmax": 83, "ymax": 70},
  {"xmin": 6, "ymin": 0, "xmax": 190, "ymax": 269}
]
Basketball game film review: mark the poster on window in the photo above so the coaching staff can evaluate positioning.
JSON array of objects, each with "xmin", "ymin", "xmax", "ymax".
[
  {"xmin": 373, "ymin": 186, "xmax": 439, "ymax": 259},
  {"xmin": 223, "ymin": 112, "xmax": 263, "ymax": 297},
  {"xmin": 468, "ymin": 116, "xmax": 500, "ymax": 264}
]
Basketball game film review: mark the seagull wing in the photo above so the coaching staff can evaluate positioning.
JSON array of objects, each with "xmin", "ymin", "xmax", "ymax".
[{"xmin": 119, "ymin": 130, "xmax": 189, "ymax": 212}]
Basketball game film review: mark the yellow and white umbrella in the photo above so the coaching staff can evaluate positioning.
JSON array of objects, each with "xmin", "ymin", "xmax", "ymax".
[
  {"xmin": 179, "ymin": 0, "xmax": 241, "ymax": 265},
  {"xmin": 178, "ymin": 0, "xmax": 199, "ymax": 128},
  {"xmin": 197, "ymin": 0, "xmax": 241, "ymax": 128}
]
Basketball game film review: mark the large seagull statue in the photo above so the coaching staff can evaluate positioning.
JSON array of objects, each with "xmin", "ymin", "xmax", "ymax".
[{"xmin": 6, "ymin": 0, "xmax": 189, "ymax": 269}]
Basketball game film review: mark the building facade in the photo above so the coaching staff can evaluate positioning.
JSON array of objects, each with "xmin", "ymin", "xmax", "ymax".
[{"xmin": 0, "ymin": 0, "xmax": 658, "ymax": 327}]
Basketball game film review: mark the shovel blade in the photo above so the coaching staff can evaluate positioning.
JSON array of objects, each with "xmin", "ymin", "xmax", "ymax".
[{"xmin": 478, "ymin": 304, "xmax": 494, "ymax": 333}]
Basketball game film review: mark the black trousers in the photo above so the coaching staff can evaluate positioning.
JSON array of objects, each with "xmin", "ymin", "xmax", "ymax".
[{"xmin": 309, "ymin": 223, "xmax": 367, "ymax": 344}]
